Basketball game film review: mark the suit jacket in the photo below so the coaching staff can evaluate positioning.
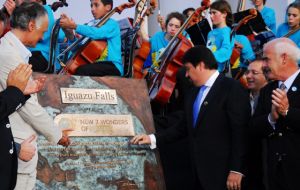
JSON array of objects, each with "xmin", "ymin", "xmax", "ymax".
[
  {"xmin": 0, "ymin": 86, "xmax": 26, "ymax": 190},
  {"xmin": 156, "ymin": 74, "xmax": 251, "ymax": 189},
  {"xmin": 0, "ymin": 32, "xmax": 62, "ymax": 175},
  {"xmin": 252, "ymin": 72, "xmax": 300, "ymax": 189}
]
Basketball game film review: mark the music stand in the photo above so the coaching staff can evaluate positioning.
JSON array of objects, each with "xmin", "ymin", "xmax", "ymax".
[
  {"xmin": 233, "ymin": 9, "xmax": 269, "ymax": 35},
  {"xmin": 186, "ymin": 18, "xmax": 212, "ymax": 46}
]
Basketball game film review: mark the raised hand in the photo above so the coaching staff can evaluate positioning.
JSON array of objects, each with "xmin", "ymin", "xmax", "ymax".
[
  {"xmin": 3, "ymin": 0, "xmax": 16, "ymax": 15},
  {"xmin": 19, "ymin": 135, "xmax": 36, "ymax": 162},
  {"xmin": 24, "ymin": 75, "xmax": 46, "ymax": 95},
  {"xmin": 7, "ymin": 64, "xmax": 32, "ymax": 93},
  {"xmin": 271, "ymin": 88, "xmax": 289, "ymax": 116},
  {"xmin": 60, "ymin": 14, "xmax": 77, "ymax": 29}
]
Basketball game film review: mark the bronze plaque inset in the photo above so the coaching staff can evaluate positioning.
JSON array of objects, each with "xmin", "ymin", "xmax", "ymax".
[
  {"xmin": 55, "ymin": 114, "xmax": 135, "ymax": 136},
  {"xmin": 34, "ymin": 74, "xmax": 165, "ymax": 190}
]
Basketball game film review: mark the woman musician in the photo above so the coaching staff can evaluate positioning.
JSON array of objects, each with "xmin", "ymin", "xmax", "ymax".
[
  {"xmin": 277, "ymin": 2, "xmax": 300, "ymax": 48},
  {"xmin": 141, "ymin": 12, "xmax": 186, "ymax": 70},
  {"xmin": 60, "ymin": 0, "xmax": 122, "ymax": 77}
]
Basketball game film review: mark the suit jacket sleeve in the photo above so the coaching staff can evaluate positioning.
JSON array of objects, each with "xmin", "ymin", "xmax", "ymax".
[
  {"xmin": 226, "ymin": 81, "xmax": 251, "ymax": 173},
  {"xmin": 285, "ymin": 107, "xmax": 300, "ymax": 132},
  {"xmin": 0, "ymin": 86, "xmax": 25, "ymax": 120},
  {"xmin": 251, "ymin": 84, "xmax": 276, "ymax": 137},
  {"xmin": 17, "ymin": 95, "xmax": 62, "ymax": 144},
  {"xmin": 154, "ymin": 110, "xmax": 188, "ymax": 146}
]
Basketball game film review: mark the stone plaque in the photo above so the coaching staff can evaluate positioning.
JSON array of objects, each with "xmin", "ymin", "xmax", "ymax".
[
  {"xmin": 55, "ymin": 114, "xmax": 135, "ymax": 136},
  {"xmin": 33, "ymin": 74, "xmax": 165, "ymax": 190}
]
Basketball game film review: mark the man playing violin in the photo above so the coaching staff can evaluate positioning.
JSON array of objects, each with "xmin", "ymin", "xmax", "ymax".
[{"xmin": 59, "ymin": 0, "xmax": 123, "ymax": 77}]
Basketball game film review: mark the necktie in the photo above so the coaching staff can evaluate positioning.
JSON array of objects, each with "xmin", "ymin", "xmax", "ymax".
[
  {"xmin": 279, "ymin": 83, "xmax": 287, "ymax": 91},
  {"xmin": 193, "ymin": 85, "xmax": 207, "ymax": 127}
]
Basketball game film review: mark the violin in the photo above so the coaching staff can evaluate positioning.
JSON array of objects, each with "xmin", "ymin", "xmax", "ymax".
[
  {"xmin": 131, "ymin": 0, "xmax": 158, "ymax": 78},
  {"xmin": 147, "ymin": 4, "xmax": 209, "ymax": 105},
  {"xmin": 58, "ymin": 0, "xmax": 136, "ymax": 75}
]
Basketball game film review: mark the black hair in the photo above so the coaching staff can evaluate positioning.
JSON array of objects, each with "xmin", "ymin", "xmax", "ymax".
[
  {"xmin": 100, "ymin": 0, "xmax": 113, "ymax": 9},
  {"xmin": 182, "ymin": 45, "xmax": 218, "ymax": 70},
  {"xmin": 210, "ymin": 0, "xmax": 233, "ymax": 27},
  {"xmin": 165, "ymin": 12, "xmax": 185, "ymax": 28},
  {"xmin": 10, "ymin": 2, "xmax": 47, "ymax": 30},
  {"xmin": 182, "ymin": 7, "xmax": 195, "ymax": 18}
]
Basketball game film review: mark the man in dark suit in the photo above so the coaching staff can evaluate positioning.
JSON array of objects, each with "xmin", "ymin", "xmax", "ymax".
[
  {"xmin": 0, "ymin": 64, "xmax": 37, "ymax": 190},
  {"xmin": 131, "ymin": 46, "xmax": 251, "ymax": 190},
  {"xmin": 252, "ymin": 38, "xmax": 300, "ymax": 190}
]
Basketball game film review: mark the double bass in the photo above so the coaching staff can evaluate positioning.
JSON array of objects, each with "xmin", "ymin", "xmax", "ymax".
[
  {"xmin": 58, "ymin": 0, "xmax": 136, "ymax": 75},
  {"xmin": 147, "ymin": 3, "xmax": 210, "ymax": 105}
]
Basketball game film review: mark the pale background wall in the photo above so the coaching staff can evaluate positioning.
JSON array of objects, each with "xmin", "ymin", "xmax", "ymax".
[{"xmin": 0, "ymin": 0, "xmax": 293, "ymax": 35}]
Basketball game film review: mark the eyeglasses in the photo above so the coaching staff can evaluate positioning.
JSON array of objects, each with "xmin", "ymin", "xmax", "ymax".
[{"xmin": 244, "ymin": 70, "xmax": 264, "ymax": 75}]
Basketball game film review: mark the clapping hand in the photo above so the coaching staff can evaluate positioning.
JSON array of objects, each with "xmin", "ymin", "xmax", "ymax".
[
  {"xmin": 272, "ymin": 88, "xmax": 289, "ymax": 116},
  {"xmin": 24, "ymin": 75, "xmax": 46, "ymax": 95},
  {"xmin": 7, "ymin": 64, "xmax": 32, "ymax": 93}
]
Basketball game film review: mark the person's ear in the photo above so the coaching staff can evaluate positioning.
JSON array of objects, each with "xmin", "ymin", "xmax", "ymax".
[
  {"xmin": 28, "ymin": 20, "xmax": 35, "ymax": 32},
  {"xmin": 105, "ymin": 4, "xmax": 112, "ymax": 12},
  {"xmin": 281, "ymin": 53, "xmax": 287, "ymax": 65}
]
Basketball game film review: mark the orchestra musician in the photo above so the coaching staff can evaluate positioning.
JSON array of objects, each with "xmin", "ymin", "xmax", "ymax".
[
  {"xmin": 28, "ymin": 0, "xmax": 74, "ymax": 73},
  {"xmin": 206, "ymin": 0, "xmax": 234, "ymax": 72},
  {"xmin": 250, "ymin": 0, "xmax": 276, "ymax": 33},
  {"xmin": 277, "ymin": 2, "xmax": 300, "ymax": 48},
  {"xmin": 141, "ymin": 12, "xmax": 186, "ymax": 70},
  {"xmin": 231, "ymin": 34, "xmax": 256, "ymax": 78},
  {"xmin": 59, "ymin": 0, "xmax": 122, "ymax": 77}
]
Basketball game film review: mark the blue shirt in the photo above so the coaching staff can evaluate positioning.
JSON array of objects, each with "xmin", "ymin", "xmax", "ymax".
[
  {"xmin": 143, "ymin": 31, "xmax": 169, "ymax": 68},
  {"xmin": 233, "ymin": 35, "xmax": 256, "ymax": 69},
  {"xmin": 28, "ymin": 5, "xmax": 65, "ymax": 69},
  {"xmin": 260, "ymin": 6, "xmax": 276, "ymax": 33},
  {"xmin": 206, "ymin": 26, "xmax": 234, "ymax": 72},
  {"xmin": 277, "ymin": 23, "xmax": 300, "ymax": 48},
  {"xmin": 76, "ymin": 18, "xmax": 123, "ymax": 75}
]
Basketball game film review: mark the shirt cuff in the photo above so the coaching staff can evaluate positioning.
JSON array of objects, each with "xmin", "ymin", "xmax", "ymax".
[
  {"xmin": 149, "ymin": 134, "xmax": 157, "ymax": 149},
  {"xmin": 230, "ymin": 170, "xmax": 244, "ymax": 177},
  {"xmin": 268, "ymin": 113, "xmax": 276, "ymax": 130}
]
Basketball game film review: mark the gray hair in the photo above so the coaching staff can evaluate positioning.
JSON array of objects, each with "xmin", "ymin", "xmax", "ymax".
[
  {"xmin": 264, "ymin": 38, "xmax": 300, "ymax": 63},
  {"xmin": 10, "ymin": 2, "xmax": 47, "ymax": 31}
]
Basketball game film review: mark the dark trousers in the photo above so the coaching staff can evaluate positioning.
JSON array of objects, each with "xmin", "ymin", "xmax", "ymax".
[
  {"xmin": 268, "ymin": 161, "xmax": 290, "ymax": 190},
  {"xmin": 29, "ymin": 51, "xmax": 53, "ymax": 73},
  {"xmin": 74, "ymin": 61, "xmax": 121, "ymax": 77}
]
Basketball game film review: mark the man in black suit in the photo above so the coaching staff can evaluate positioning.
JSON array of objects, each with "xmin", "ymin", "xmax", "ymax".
[
  {"xmin": 252, "ymin": 38, "xmax": 300, "ymax": 190},
  {"xmin": 131, "ymin": 46, "xmax": 251, "ymax": 190},
  {"xmin": 0, "ymin": 64, "xmax": 37, "ymax": 190}
]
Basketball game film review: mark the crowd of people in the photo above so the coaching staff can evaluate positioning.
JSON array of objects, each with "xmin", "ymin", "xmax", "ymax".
[{"xmin": 1, "ymin": 0, "xmax": 300, "ymax": 189}]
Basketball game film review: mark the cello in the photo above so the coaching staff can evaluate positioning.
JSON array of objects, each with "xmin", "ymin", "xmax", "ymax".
[
  {"xmin": 132, "ymin": 0, "xmax": 158, "ymax": 79},
  {"xmin": 230, "ymin": 9, "xmax": 257, "ymax": 88},
  {"xmin": 58, "ymin": 0, "xmax": 136, "ymax": 75},
  {"xmin": 147, "ymin": 3, "xmax": 210, "ymax": 105}
]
